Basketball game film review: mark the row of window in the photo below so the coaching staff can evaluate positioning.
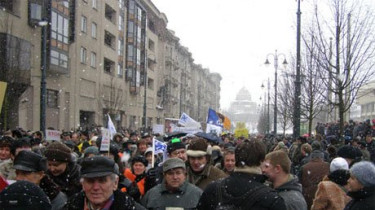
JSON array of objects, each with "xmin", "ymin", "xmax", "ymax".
[
  {"xmin": 80, "ymin": 47, "xmax": 124, "ymax": 77},
  {"xmin": 81, "ymin": 16, "xmax": 97, "ymax": 38}
]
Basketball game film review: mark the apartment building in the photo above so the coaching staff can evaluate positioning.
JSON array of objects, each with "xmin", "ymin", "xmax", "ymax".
[{"xmin": 0, "ymin": 0, "xmax": 221, "ymax": 133}]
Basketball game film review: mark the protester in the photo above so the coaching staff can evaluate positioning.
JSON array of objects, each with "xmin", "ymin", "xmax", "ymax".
[
  {"xmin": 0, "ymin": 180, "xmax": 52, "ymax": 210},
  {"xmin": 0, "ymin": 136, "xmax": 13, "ymax": 164},
  {"xmin": 124, "ymin": 155, "xmax": 156, "ymax": 200},
  {"xmin": 0, "ymin": 137, "xmax": 32, "ymax": 180},
  {"xmin": 141, "ymin": 158, "xmax": 202, "ymax": 209},
  {"xmin": 197, "ymin": 140, "xmax": 286, "ymax": 210},
  {"xmin": 167, "ymin": 138, "xmax": 187, "ymax": 162},
  {"xmin": 64, "ymin": 156, "xmax": 136, "ymax": 209},
  {"xmin": 300, "ymin": 143, "xmax": 330, "ymax": 209},
  {"xmin": 311, "ymin": 157, "xmax": 351, "ymax": 210},
  {"xmin": 215, "ymin": 147, "xmax": 235, "ymax": 174},
  {"xmin": 344, "ymin": 161, "xmax": 375, "ymax": 210},
  {"xmin": 44, "ymin": 141, "xmax": 82, "ymax": 197},
  {"xmin": 14, "ymin": 150, "xmax": 67, "ymax": 210},
  {"xmin": 186, "ymin": 137, "xmax": 227, "ymax": 190},
  {"xmin": 262, "ymin": 150, "xmax": 307, "ymax": 210}
]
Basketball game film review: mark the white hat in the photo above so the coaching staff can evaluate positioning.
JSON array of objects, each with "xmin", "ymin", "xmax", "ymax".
[{"xmin": 330, "ymin": 157, "xmax": 349, "ymax": 173}]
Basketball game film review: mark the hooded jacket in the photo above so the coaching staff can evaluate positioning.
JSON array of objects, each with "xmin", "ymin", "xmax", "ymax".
[
  {"xmin": 197, "ymin": 167, "xmax": 287, "ymax": 210},
  {"xmin": 275, "ymin": 175, "xmax": 307, "ymax": 210}
]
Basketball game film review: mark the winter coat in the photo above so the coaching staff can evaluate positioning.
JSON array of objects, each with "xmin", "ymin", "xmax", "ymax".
[
  {"xmin": 187, "ymin": 164, "xmax": 228, "ymax": 190},
  {"xmin": 344, "ymin": 186, "xmax": 375, "ymax": 210},
  {"xmin": 197, "ymin": 167, "xmax": 287, "ymax": 210},
  {"xmin": 40, "ymin": 175, "xmax": 67, "ymax": 210},
  {"xmin": 124, "ymin": 168, "xmax": 156, "ymax": 201},
  {"xmin": 141, "ymin": 180, "xmax": 202, "ymax": 209},
  {"xmin": 311, "ymin": 178, "xmax": 351, "ymax": 210},
  {"xmin": 47, "ymin": 162, "xmax": 82, "ymax": 198},
  {"xmin": 366, "ymin": 140, "xmax": 375, "ymax": 163},
  {"xmin": 64, "ymin": 190, "xmax": 136, "ymax": 210},
  {"xmin": 300, "ymin": 157, "xmax": 330, "ymax": 209},
  {"xmin": 275, "ymin": 175, "xmax": 307, "ymax": 210}
]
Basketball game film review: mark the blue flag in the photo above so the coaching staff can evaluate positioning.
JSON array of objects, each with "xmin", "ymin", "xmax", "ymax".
[{"xmin": 207, "ymin": 108, "xmax": 222, "ymax": 127}]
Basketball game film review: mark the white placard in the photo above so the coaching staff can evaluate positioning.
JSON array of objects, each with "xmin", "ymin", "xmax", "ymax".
[
  {"xmin": 152, "ymin": 124, "xmax": 164, "ymax": 135},
  {"xmin": 45, "ymin": 129, "xmax": 61, "ymax": 141},
  {"xmin": 100, "ymin": 128, "xmax": 111, "ymax": 152}
]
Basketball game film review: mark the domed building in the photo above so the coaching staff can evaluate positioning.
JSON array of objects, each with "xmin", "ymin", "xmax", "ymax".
[{"xmin": 227, "ymin": 87, "xmax": 259, "ymax": 132}]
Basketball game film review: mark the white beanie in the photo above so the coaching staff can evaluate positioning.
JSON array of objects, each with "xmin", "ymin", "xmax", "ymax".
[{"xmin": 330, "ymin": 157, "xmax": 349, "ymax": 173}]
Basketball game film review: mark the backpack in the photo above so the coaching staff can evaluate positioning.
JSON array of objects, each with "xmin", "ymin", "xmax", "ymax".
[{"xmin": 215, "ymin": 180, "xmax": 271, "ymax": 210}]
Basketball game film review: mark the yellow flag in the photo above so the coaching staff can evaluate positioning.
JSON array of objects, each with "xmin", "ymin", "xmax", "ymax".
[{"xmin": 0, "ymin": 82, "xmax": 7, "ymax": 115}]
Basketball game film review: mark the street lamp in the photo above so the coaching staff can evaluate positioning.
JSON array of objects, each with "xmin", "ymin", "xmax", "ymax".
[
  {"xmin": 294, "ymin": 0, "xmax": 302, "ymax": 138},
  {"xmin": 265, "ymin": 50, "xmax": 287, "ymax": 135}
]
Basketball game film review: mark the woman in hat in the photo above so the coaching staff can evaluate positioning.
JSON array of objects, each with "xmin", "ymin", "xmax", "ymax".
[
  {"xmin": 124, "ymin": 155, "xmax": 156, "ymax": 201},
  {"xmin": 344, "ymin": 161, "xmax": 375, "ymax": 210},
  {"xmin": 44, "ymin": 142, "xmax": 81, "ymax": 198}
]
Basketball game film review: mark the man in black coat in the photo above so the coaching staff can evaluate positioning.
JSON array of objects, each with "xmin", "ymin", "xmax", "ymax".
[
  {"xmin": 197, "ymin": 140, "xmax": 286, "ymax": 210},
  {"xmin": 64, "ymin": 156, "xmax": 136, "ymax": 210}
]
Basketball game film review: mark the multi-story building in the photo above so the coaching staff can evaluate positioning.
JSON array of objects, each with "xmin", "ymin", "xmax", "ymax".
[{"xmin": 0, "ymin": 0, "xmax": 221, "ymax": 133}]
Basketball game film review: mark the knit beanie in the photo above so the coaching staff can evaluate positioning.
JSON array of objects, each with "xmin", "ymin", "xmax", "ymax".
[
  {"xmin": 186, "ymin": 138, "xmax": 209, "ymax": 157},
  {"xmin": 44, "ymin": 142, "xmax": 72, "ymax": 162},
  {"xmin": 330, "ymin": 157, "xmax": 349, "ymax": 173},
  {"xmin": 350, "ymin": 161, "xmax": 375, "ymax": 187},
  {"xmin": 337, "ymin": 145, "xmax": 360, "ymax": 160}
]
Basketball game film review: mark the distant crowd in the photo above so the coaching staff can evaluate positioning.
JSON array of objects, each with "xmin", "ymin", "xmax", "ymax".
[{"xmin": 0, "ymin": 123, "xmax": 374, "ymax": 210}]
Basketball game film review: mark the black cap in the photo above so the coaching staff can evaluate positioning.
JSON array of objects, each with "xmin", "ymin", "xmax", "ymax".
[
  {"xmin": 131, "ymin": 155, "xmax": 148, "ymax": 167},
  {"xmin": 0, "ymin": 181, "xmax": 51, "ymax": 210},
  {"xmin": 13, "ymin": 150, "xmax": 47, "ymax": 172},
  {"xmin": 167, "ymin": 138, "xmax": 186, "ymax": 154},
  {"xmin": 81, "ymin": 156, "xmax": 117, "ymax": 178}
]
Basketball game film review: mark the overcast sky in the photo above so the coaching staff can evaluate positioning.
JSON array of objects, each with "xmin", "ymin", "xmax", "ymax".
[{"xmin": 153, "ymin": 0, "xmax": 373, "ymax": 110}]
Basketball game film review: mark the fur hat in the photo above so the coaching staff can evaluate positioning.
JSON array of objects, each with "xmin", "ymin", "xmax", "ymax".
[
  {"xmin": 330, "ymin": 157, "xmax": 349, "ymax": 173},
  {"xmin": 337, "ymin": 145, "xmax": 359, "ymax": 160},
  {"xmin": 350, "ymin": 161, "xmax": 375, "ymax": 187},
  {"xmin": 186, "ymin": 138, "xmax": 209, "ymax": 157},
  {"xmin": 44, "ymin": 142, "xmax": 72, "ymax": 162},
  {"xmin": 0, "ymin": 136, "xmax": 13, "ymax": 148}
]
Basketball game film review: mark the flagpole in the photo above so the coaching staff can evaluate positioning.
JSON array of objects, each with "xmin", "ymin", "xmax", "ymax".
[
  {"xmin": 151, "ymin": 137, "xmax": 155, "ymax": 168},
  {"xmin": 108, "ymin": 114, "xmax": 110, "ymax": 156}
]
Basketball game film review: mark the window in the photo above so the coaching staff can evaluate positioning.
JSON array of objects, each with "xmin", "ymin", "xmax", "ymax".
[
  {"xmin": 90, "ymin": 52, "xmax": 96, "ymax": 67},
  {"xmin": 148, "ymin": 78, "xmax": 154, "ymax": 90},
  {"xmin": 104, "ymin": 58, "xmax": 115, "ymax": 74},
  {"xmin": 80, "ymin": 47, "xmax": 87, "ymax": 64},
  {"xmin": 117, "ymin": 63, "xmax": 123, "ymax": 76},
  {"xmin": 47, "ymin": 89, "xmax": 58, "ymax": 108},
  {"xmin": 119, "ymin": 14, "xmax": 124, "ymax": 31},
  {"xmin": 118, "ymin": 38, "xmax": 124, "ymax": 56},
  {"xmin": 91, "ymin": 22, "xmax": 97, "ymax": 38},
  {"xmin": 148, "ymin": 39, "xmax": 155, "ymax": 51},
  {"xmin": 50, "ymin": 49, "xmax": 68, "ymax": 68},
  {"xmin": 51, "ymin": 11, "xmax": 69, "ymax": 44},
  {"xmin": 105, "ymin": 4, "xmax": 116, "ymax": 24},
  {"xmin": 104, "ymin": 30, "xmax": 115, "ymax": 49},
  {"xmin": 81, "ymin": 15, "xmax": 87, "ymax": 33},
  {"xmin": 92, "ymin": 0, "xmax": 97, "ymax": 9}
]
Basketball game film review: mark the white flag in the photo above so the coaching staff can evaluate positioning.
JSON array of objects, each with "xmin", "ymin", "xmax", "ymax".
[
  {"xmin": 179, "ymin": 112, "xmax": 201, "ymax": 128},
  {"xmin": 107, "ymin": 114, "xmax": 117, "ymax": 140}
]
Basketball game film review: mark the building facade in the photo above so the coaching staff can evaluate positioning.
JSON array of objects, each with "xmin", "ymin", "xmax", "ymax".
[{"xmin": 0, "ymin": 0, "xmax": 221, "ymax": 133}]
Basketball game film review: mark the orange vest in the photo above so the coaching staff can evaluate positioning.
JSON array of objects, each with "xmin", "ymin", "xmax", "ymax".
[{"xmin": 124, "ymin": 168, "xmax": 146, "ymax": 195}]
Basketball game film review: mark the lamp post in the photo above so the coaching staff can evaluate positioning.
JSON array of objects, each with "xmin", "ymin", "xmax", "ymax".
[
  {"xmin": 294, "ymin": 0, "xmax": 302, "ymax": 139},
  {"xmin": 39, "ymin": 0, "xmax": 49, "ymax": 136},
  {"xmin": 265, "ymin": 50, "xmax": 287, "ymax": 135}
]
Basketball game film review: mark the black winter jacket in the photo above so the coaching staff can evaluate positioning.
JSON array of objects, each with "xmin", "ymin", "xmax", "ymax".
[
  {"xmin": 344, "ymin": 186, "xmax": 375, "ymax": 210},
  {"xmin": 197, "ymin": 171, "xmax": 287, "ymax": 210},
  {"xmin": 64, "ymin": 190, "xmax": 136, "ymax": 210}
]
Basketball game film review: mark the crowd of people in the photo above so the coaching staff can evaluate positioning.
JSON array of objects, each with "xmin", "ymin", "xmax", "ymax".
[{"xmin": 0, "ymin": 124, "xmax": 374, "ymax": 210}]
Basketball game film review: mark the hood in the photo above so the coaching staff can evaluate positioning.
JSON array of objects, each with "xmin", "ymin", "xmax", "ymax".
[{"xmin": 276, "ymin": 175, "xmax": 302, "ymax": 193}]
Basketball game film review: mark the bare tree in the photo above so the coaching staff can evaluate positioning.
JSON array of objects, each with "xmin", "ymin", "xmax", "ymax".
[{"xmin": 306, "ymin": 0, "xmax": 375, "ymax": 136}]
